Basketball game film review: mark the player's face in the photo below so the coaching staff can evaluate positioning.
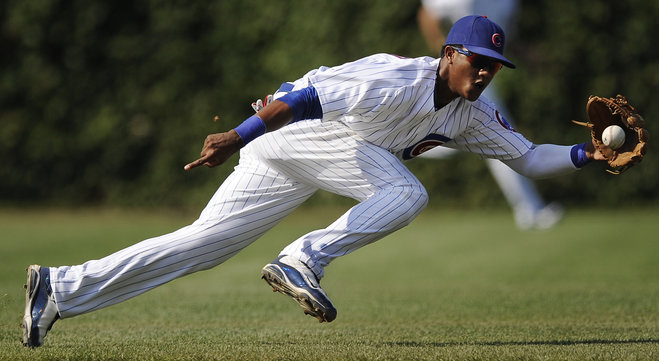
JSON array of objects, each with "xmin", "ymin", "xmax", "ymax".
[{"xmin": 447, "ymin": 47, "xmax": 501, "ymax": 101}]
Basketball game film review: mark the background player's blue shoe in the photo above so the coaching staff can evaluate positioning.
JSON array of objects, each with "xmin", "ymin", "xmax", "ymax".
[
  {"xmin": 22, "ymin": 265, "xmax": 60, "ymax": 348},
  {"xmin": 261, "ymin": 256, "xmax": 337, "ymax": 323}
]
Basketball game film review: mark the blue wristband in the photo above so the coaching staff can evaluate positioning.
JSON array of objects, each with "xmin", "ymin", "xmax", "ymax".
[
  {"xmin": 570, "ymin": 143, "xmax": 591, "ymax": 168},
  {"xmin": 234, "ymin": 115, "xmax": 266, "ymax": 145}
]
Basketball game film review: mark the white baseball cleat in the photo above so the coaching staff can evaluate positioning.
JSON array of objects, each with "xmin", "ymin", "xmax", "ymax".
[
  {"xmin": 533, "ymin": 202, "xmax": 564, "ymax": 230},
  {"xmin": 261, "ymin": 256, "xmax": 337, "ymax": 323},
  {"xmin": 515, "ymin": 202, "xmax": 564, "ymax": 230},
  {"xmin": 22, "ymin": 265, "xmax": 60, "ymax": 348}
]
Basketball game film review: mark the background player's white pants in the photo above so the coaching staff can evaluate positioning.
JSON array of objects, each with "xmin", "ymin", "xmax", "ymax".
[
  {"xmin": 485, "ymin": 158, "xmax": 544, "ymax": 221},
  {"xmin": 51, "ymin": 120, "xmax": 428, "ymax": 318},
  {"xmin": 420, "ymin": 147, "xmax": 543, "ymax": 217}
]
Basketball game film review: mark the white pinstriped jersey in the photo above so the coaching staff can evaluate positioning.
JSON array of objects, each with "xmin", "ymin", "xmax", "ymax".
[{"xmin": 296, "ymin": 53, "xmax": 532, "ymax": 161}]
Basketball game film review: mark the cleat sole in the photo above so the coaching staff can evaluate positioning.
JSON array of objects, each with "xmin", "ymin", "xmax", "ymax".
[{"xmin": 261, "ymin": 272, "xmax": 334, "ymax": 323}]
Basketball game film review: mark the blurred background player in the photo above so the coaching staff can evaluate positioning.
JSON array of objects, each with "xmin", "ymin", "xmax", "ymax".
[{"xmin": 417, "ymin": 0, "xmax": 563, "ymax": 230}]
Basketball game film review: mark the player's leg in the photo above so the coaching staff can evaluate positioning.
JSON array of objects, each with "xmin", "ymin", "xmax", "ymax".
[
  {"xmin": 262, "ymin": 162, "xmax": 428, "ymax": 322},
  {"xmin": 486, "ymin": 158, "xmax": 542, "ymax": 229},
  {"xmin": 254, "ymin": 120, "xmax": 428, "ymax": 321},
  {"xmin": 257, "ymin": 121, "xmax": 428, "ymax": 276},
  {"xmin": 52, "ymin": 159, "xmax": 316, "ymax": 317},
  {"xmin": 24, "ymin": 153, "xmax": 316, "ymax": 347},
  {"xmin": 277, "ymin": 155, "xmax": 428, "ymax": 279}
]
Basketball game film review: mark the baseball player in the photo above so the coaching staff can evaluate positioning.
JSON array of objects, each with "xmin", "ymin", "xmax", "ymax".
[
  {"xmin": 418, "ymin": 0, "xmax": 564, "ymax": 230},
  {"xmin": 23, "ymin": 15, "xmax": 606, "ymax": 347}
]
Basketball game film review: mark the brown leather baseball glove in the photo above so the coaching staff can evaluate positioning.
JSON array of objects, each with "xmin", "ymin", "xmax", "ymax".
[{"xmin": 572, "ymin": 95, "xmax": 649, "ymax": 174}]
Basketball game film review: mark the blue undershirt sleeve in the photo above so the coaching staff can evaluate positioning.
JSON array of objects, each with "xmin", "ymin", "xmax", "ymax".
[{"xmin": 277, "ymin": 86, "xmax": 323, "ymax": 122}]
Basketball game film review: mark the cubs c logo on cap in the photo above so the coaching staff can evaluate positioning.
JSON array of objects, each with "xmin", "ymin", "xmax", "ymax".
[{"xmin": 492, "ymin": 33, "xmax": 503, "ymax": 47}]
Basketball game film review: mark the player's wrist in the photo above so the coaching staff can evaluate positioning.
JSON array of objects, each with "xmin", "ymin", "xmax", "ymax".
[
  {"xmin": 570, "ymin": 142, "xmax": 592, "ymax": 168},
  {"xmin": 584, "ymin": 141, "xmax": 596, "ymax": 160},
  {"xmin": 234, "ymin": 115, "xmax": 266, "ymax": 146}
]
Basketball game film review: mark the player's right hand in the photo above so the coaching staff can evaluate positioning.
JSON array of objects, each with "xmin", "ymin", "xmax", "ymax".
[{"xmin": 184, "ymin": 130, "xmax": 243, "ymax": 171}]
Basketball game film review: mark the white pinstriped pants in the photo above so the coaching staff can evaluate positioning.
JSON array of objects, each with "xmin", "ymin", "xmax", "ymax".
[{"xmin": 51, "ymin": 119, "xmax": 428, "ymax": 318}]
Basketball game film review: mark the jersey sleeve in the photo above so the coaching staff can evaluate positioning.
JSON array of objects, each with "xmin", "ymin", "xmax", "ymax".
[
  {"xmin": 305, "ymin": 54, "xmax": 441, "ymax": 153},
  {"xmin": 448, "ymin": 99, "xmax": 533, "ymax": 160},
  {"xmin": 307, "ymin": 54, "xmax": 423, "ymax": 121}
]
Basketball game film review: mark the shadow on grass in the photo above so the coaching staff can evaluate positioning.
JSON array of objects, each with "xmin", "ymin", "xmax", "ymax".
[{"xmin": 390, "ymin": 338, "xmax": 659, "ymax": 347}]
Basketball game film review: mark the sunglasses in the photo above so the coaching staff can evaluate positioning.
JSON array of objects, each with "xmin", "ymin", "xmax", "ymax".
[{"xmin": 451, "ymin": 46, "xmax": 503, "ymax": 74}]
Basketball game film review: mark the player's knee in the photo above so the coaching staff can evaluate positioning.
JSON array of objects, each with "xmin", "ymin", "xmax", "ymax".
[
  {"xmin": 405, "ymin": 185, "xmax": 429, "ymax": 219},
  {"xmin": 387, "ymin": 184, "xmax": 428, "ymax": 227}
]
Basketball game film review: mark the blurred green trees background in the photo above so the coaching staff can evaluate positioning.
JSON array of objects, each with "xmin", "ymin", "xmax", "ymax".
[{"xmin": 1, "ymin": 0, "xmax": 657, "ymax": 208}]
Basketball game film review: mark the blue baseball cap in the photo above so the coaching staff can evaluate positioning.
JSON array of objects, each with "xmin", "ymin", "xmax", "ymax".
[{"xmin": 445, "ymin": 15, "xmax": 515, "ymax": 69}]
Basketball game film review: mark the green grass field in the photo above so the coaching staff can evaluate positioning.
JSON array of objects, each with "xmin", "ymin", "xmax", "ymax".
[{"xmin": 1, "ymin": 207, "xmax": 657, "ymax": 360}]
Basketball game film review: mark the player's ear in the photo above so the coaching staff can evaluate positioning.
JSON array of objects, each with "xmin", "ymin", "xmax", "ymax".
[{"xmin": 444, "ymin": 46, "xmax": 455, "ymax": 63}]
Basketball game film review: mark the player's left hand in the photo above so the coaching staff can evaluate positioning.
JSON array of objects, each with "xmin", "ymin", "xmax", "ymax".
[
  {"xmin": 184, "ymin": 130, "xmax": 243, "ymax": 171},
  {"xmin": 573, "ymin": 95, "xmax": 649, "ymax": 174},
  {"xmin": 585, "ymin": 140, "xmax": 607, "ymax": 162}
]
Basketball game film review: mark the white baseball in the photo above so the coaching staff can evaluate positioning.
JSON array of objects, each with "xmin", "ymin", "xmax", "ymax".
[{"xmin": 602, "ymin": 125, "xmax": 625, "ymax": 149}]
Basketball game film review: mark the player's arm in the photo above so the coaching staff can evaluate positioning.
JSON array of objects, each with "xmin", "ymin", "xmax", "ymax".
[
  {"xmin": 502, "ymin": 142, "xmax": 604, "ymax": 179},
  {"xmin": 184, "ymin": 87, "xmax": 322, "ymax": 171}
]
